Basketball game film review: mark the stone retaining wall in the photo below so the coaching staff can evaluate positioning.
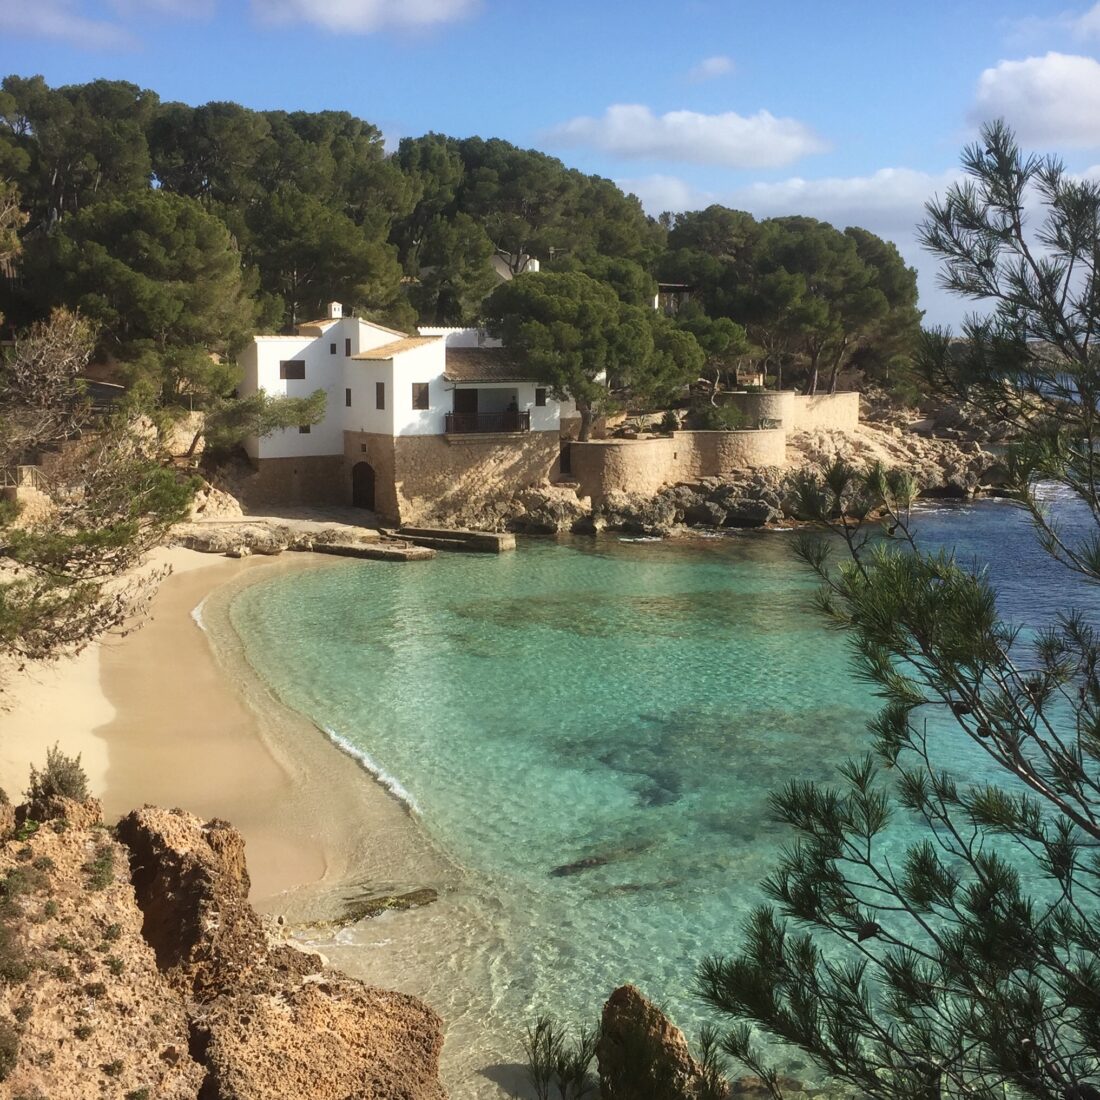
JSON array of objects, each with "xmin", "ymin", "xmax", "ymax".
[
  {"xmin": 242, "ymin": 454, "xmax": 346, "ymax": 507},
  {"xmin": 570, "ymin": 429, "xmax": 786, "ymax": 504},
  {"xmin": 723, "ymin": 390, "xmax": 859, "ymax": 432}
]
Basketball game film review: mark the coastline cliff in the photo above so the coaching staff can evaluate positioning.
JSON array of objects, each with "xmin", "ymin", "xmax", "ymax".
[{"xmin": 0, "ymin": 794, "xmax": 447, "ymax": 1099}]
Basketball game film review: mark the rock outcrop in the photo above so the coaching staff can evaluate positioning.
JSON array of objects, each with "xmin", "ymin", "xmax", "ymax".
[
  {"xmin": 0, "ymin": 799, "xmax": 447, "ymax": 1099},
  {"xmin": 596, "ymin": 984, "xmax": 707, "ymax": 1099}
]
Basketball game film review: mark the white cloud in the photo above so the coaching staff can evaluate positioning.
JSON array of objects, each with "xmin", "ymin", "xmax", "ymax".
[
  {"xmin": 1073, "ymin": 2, "xmax": 1100, "ymax": 37},
  {"xmin": 972, "ymin": 52, "xmax": 1100, "ymax": 147},
  {"xmin": 688, "ymin": 55, "xmax": 734, "ymax": 82},
  {"xmin": 617, "ymin": 174, "xmax": 714, "ymax": 213},
  {"xmin": 0, "ymin": 0, "xmax": 136, "ymax": 48},
  {"xmin": 251, "ymin": 0, "xmax": 480, "ymax": 33},
  {"xmin": 545, "ymin": 104, "xmax": 828, "ymax": 169}
]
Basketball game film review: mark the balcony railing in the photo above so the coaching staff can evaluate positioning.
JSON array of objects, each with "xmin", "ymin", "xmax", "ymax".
[{"xmin": 445, "ymin": 411, "xmax": 531, "ymax": 434}]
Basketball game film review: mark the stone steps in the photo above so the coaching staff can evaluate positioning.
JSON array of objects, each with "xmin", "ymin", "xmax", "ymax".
[
  {"xmin": 311, "ymin": 541, "xmax": 436, "ymax": 562},
  {"xmin": 393, "ymin": 527, "xmax": 516, "ymax": 554}
]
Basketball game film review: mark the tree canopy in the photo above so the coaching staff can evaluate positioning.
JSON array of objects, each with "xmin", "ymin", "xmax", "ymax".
[{"xmin": 484, "ymin": 270, "xmax": 702, "ymax": 437}]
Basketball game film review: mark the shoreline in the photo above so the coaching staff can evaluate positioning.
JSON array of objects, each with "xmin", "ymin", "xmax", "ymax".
[{"xmin": 0, "ymin": 547, "xmax": 457, "ymax": 909}]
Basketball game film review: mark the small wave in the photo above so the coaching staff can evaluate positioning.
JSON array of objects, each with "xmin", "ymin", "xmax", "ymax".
[
  {"xmin": 190, "ymin": 597, "xmax": 208, "ymax": 631},
  {"xmin": 619, "ymin": 536, "xmax": 663, "ymax": 543},
  {"xmin": 318, "ymin": 724, "xmax": 420, "ymax": 814}
]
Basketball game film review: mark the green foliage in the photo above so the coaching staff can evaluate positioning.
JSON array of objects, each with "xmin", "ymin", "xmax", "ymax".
[
  {"xmin": 35, "ymin": 188, "xmax": 257, "ymax": 365},
  {"xmin": 84, "ymin": 847, "xmax": 115, "ymax": 891},
  {"xmin": 484, "ymin": 271, "xmax": 646, "ymax": 439},
  {"xmin": 698, "ymin": 123, "xmax": 1100, "ymax": 1100},
  {"xmin": 687, "ymin": 402, "xmax": 746, "ymax": 431},
  {"xmin": 521, "ymin": 1015, "xmax": 597, "ymax": 1100},
  {"xmin": 102, "ymin": 1058, "xmax": 123, "ymax": 1077},
  {"xmin": 0, "ymin": 922, "xmax": 29, "ymax": 983},
  {"xmin": 26, "ymin": 744, "xmax": 89, "ymax": 804},
  {"xmin": 106, "ymin": 956, "xmax": 124, "ymax": 976},
  {"xmin": 73, "ymin": 1023, "xmax": 93, "ymax": 1040},
  {"xmin": 0, "ymin": 1019, "xmax": 18, "ymax": 1081}
]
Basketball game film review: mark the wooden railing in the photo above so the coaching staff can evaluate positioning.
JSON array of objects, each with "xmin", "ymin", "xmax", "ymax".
[{"xmin": 444, "ymin": 411, "xmax": 531, "ymax": 434}]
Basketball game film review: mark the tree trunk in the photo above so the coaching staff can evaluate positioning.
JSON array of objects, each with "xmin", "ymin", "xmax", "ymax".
[
  {"xmin": 804, "ymin": 350, "xmax": 820, "ymax": 396},
  {"xmin": 578, "ymin": 405, "xmax": 595, "ymax": 442}
]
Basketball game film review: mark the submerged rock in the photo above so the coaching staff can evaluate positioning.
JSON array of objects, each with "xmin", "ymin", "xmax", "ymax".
[{"xmin": 343, "ymin": 887, "xmax": 440, "ymax": 922}]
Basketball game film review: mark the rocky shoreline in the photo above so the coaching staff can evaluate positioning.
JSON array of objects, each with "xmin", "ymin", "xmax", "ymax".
[{"xmin": 177, "ymin": 421, "xmax": 1007, "ymax": 554}]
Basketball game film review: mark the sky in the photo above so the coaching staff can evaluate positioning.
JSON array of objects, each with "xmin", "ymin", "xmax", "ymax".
[{"xmin": 4, "ymin": 0, "xmax": 1100, "ymax": 326}]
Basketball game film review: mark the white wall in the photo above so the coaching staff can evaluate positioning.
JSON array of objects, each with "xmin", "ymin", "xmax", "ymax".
[
  {"xmin": 242, "ymin": 318, "xmax": 573, "ymax": 453},
  {"xmin": 417, "ymin": 327, "xmax": 502, "ymax": 349}
]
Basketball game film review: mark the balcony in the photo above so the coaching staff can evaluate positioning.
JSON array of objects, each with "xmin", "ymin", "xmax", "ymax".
[{"xmin": 444, "ymin": 411, "xmax": 531, "ymax": 434}]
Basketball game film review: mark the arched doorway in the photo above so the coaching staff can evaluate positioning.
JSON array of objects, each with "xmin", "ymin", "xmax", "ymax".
[{"xmin": 352, "ymin": 461, "xmax": 376, "ymax": 510}]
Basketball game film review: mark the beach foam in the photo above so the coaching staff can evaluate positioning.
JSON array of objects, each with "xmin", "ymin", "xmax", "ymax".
[{"xmin": 318, "ymin": 724, "xmax": 421, "ymax": 814}]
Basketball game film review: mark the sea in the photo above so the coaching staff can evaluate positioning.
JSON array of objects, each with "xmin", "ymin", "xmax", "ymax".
[{"xmin": 222, "ymin": 491, "xmax": 1096, "ymax": 1097}]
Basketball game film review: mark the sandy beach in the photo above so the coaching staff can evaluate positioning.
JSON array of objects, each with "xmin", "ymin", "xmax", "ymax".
[{"xmin": 0, "ymin": 546, "xmax": 452, "ymax": 908}]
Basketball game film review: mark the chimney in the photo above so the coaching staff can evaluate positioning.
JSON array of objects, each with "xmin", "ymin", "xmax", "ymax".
[{"xmin": 328, "ymin": 301, "xmax": 344, "ymax": 320}]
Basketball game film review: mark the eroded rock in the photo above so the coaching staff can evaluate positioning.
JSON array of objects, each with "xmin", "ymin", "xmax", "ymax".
[{"xmin": 596, "ymin": 984, "xmax": 705, "ymax": 1099}]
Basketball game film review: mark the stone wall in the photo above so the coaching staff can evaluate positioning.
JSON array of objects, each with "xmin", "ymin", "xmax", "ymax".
[
  {"xmin": 569, "ymin": 429, "xmax": 786, "ymax": 504},
  {"xmin": 243, "ymin": 455, "xmax": 346, "ymax": 507},
  {"xmin": 392, "ymin": 432, "xmax": 560, "ymax": 524},
  {"xmin": 790, "ymin": 392, "xmax": 860, "ymax": 431},
  {"xmin": 723, "ymin": 390, "xmax": 859, "ymax": 432},
  {"xmin": 344, "ymin": 431, "xmax": 400, "ymax": 519}
]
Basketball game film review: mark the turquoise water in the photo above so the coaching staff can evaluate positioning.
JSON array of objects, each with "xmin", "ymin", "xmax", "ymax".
[{"xmin": 227, "ymin": 499, "xmax": 1093, "ymax": 1093}]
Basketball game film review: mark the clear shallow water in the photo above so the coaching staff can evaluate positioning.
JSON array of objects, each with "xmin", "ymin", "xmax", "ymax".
[{"xmin": 228, "ymin": 497, "xmax": 1097, "ymax": 1094}]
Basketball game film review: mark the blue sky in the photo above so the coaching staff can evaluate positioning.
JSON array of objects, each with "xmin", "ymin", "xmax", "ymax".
[{"xmin": 4, "ymin": 0, "xmax": 1100, "ymax": 325}]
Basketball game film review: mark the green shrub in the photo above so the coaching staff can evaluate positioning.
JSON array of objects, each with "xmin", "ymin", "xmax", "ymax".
[
  {"xmin": 13, "ymin": 821, "xmax": 38, "ymax": 842},
  {"xmin": 102, "ymin": 1058, "xmax": 123, "ymax": 1077},
  {"xmin": 125, "ymin": 1089, "xmax": 151, "ymax": 1100},
  {"xmin": 102, "ymin": 922, "xmax": 121, "ymax": 942},
  {"xmin": 26, "ymin": 745, "xmax": 89, "ymax": 804},
  {"xmin": 0, "ymin": 923, "xmax": 29, "ymax": 983},
  {"xmin": 687, "ymin": 401, "xmax": 746, "ymax": 431},
  {"xmin": 84, "ymin": 981, "xmax": 107, "ymax": 999},
  {"xmin": 42, "ymin": 900, "xmax": 58, "ymax": 919},
  {"xmin": 521, "ymin": 1014, "xmax": 597, "ymax": 1100},
  {"xmin": 73, "ymin": 1024, "xmax": 93, "ymax": 1040},
  {"xmin": 52, "ymin": 964, "xmax": 75, "ymax": 981},
  {"xmin": 658, "ymin": 410, "xmax": 680, "ymax": 433},
  {"xmin": 15, "ymin": 847, "xmax": 31, "ymax": 863},
  {"xmin": 31, "ymin": 856, "xmax": 54, "ymax": 873},
  {"xmin": 12, "ymin": 1003, "xmax": 31, "ymax": 1024},
  {"xmin": 0, "ymin": 1020, "xmax": 18, "ymax": 1080},
  {"xmin": 106, "ymin": 956, "xmax": 124, "ymax": 976},
  {"xmin": 84, "ymin": 847, "xmax": 115, "ymax": 891}
]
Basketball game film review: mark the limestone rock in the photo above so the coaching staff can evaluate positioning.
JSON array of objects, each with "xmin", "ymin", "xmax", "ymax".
[
  {"xmin": 511, "ymin": 485, "xmax": 592, "ymax": 533},
  {"xmin": 116, "ymin": 807, "xmax": 312, "ymax": 1001},
  {"xmin": 596, "ymin": 984, "xmax": 704, "ymax": 1098},
  {"xmin": 198, "ymin": 978, "xmax": 446, "ymax": 1100},
  {"xmin": 0, "ymin": 800, "xmax": 206, "ymax": 1099},
  {"xmin": 598, "ymin": 490, "xmax": 679, "ymax": 535}
]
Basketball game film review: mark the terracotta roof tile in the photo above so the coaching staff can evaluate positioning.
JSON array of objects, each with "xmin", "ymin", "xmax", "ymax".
[
  {"xmin": 351, "ymin": 336, "xmax": 441, "ymax": 360},
  {"xmin": 443, "ymin": 347, "xmax": 540, "ymax": 383}
]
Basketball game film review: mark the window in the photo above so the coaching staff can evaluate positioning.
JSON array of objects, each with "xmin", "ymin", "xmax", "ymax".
[
  {"xmin": 329, "ymin": 342, "xmax": 337, "ymax": 355},
  {"xmin": 345, "ymin": 338, "xmax": 352, "ymax": 356},
  {"xmin": 345, "ymin": 388, "xmax": 352, "ymax": 408},
  {"xmin": 375, "ymin": 381, "xmax": 385, "ymax": 410},
  {"xmin": 298, "ymin": 424, "xmax": 311, "ymax": 434},
  {"xmin": 411, "ymin": 382, "xmax": 430, "ymax": 410},
  {"xmin": 535, "ymin": 387, "xmax": 547, "ymax": 407},
  {"xmin": 360, "ymin": 443, "xmax": 367, "ymax": 453},
  {"xmin": 279, "ymin": 360, "xmax": 305, "ymax": 380}
]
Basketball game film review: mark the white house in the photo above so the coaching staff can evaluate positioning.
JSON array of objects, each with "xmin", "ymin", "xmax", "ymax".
[{"xmin": 237, "ymin": 302, "xmax": 575, "ymax": 522}]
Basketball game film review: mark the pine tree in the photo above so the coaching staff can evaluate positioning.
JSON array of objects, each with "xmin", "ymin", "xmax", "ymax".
[{"xmin": 696, "ymin": 121, "xmax": 1100, "ymax": 1100}]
